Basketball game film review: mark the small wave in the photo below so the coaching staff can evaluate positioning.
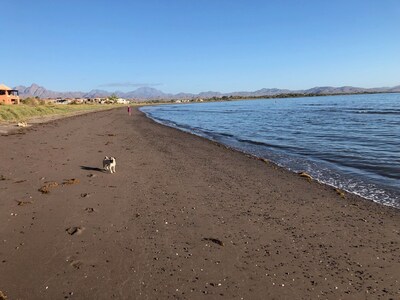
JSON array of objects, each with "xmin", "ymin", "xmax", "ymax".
[
  {"xmin": 216, "ymin": 132, "xmax": 236, "ymax": 138},
  {"xmin": 237, "ymin": 138, "xmax": 305, "ymax": 152},
  {"xmin": 344, "ymin": 108, "xmax": 400, "ymax": 115},
  {"xmin": 312, "ymin": 108, "xmax": 400, "ymax": 115},
  {"xmin": 303, "ymin": 103, "xmax": 325, "ymax": 107},
  {"xmin": 354, "ymin": 110, "xmax": 400, "ymax": 115},
  {"xmin": 140, "ymin": 95, "xmax": 400, "ymax": 209}
]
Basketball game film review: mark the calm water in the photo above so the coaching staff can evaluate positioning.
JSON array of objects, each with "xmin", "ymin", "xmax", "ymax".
[{"xmin": 140, "ymin": 93, "xmax": 400, "ymax": 208}]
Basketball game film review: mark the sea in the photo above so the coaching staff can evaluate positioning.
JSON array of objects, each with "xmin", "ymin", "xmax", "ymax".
[{"xmin": 140, "ymin": 93, "xmax": 400, "ymax": 209}]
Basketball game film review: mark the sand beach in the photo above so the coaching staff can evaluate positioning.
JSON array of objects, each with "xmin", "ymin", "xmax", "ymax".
[{"xmin": 0, "ymin": 107, "xmax": 399, "ymax": 299}]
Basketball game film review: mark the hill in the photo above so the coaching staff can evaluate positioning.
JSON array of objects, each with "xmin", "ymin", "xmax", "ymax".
[{"xmin": 14, "ymin": 83, "xmax": 400, "ymax": 101}]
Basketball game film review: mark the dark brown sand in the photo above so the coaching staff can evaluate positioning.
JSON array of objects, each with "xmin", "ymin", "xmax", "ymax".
[{"xmin": 0, "ymin": 107, "xmax": 399, "ymax": 299}]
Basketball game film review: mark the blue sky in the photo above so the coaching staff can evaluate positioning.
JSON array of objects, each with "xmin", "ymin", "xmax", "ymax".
[{"xmin": 2, "ymin": 0, "xmax": 400, "ymax": 93}]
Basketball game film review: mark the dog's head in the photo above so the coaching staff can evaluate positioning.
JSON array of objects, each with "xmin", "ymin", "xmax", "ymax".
[{"xmin": 110, "ymin": 157, "xmax": 116, "ymax": 163}]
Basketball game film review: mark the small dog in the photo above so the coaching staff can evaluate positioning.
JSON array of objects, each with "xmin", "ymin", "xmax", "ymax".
[
  {"xmin": 103, "ymin": 156, "xmax": 117, "ymax": 173},
  {"xmin": 103, "ymin": 156, "xmax": 110, "ymax": 171}
]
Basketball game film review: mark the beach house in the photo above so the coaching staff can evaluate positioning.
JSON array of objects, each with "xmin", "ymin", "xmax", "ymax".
[{"xmin": 0, "ymin": 84, "xmax": 20, "ymax": 104}]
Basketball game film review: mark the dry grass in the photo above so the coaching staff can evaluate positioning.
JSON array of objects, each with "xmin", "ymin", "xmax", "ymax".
[{"xmin": 0, "ymin": 104, "xmax": 119, "ymax": 122}]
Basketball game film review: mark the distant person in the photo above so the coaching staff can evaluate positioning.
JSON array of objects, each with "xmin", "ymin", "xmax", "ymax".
[{"xmin": 127, "ymin": 106, "xmax": 132, "ymax": 116}]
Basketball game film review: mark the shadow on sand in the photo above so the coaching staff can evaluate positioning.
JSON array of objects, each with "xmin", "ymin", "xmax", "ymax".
[{"xmin": 80, "ymin": 166, "xmax": 104, "ymax": 172}]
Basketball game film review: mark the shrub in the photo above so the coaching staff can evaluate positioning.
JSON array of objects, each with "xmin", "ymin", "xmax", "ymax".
[{"xmin": 22, "ymin": 97, "xmax": 40, "ymax": 105}]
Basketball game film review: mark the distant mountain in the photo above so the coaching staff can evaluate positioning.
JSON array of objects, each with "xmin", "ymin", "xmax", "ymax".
[
  {"xmin": 84, "ymin": 89, "xmax": 112, "ymax": 98},
  {"xmin": 15, "ymin": 84, "xmax": 86, "ymax": 99},
  {"xmin": 304, "ymin": 86, "xmax": 369, "ymax": 95},
  {"xmin": 389, "ymin": 85, "xmax": 400, "ymax": 92},
  {"xmin": 14, "ymin": 83, "xmax": 400, "ymax": 101},
  {"xmin": 253, "ymin": 88, "xmax": 294, "ymax": 96},
  {"xmin": 124, "ymin": 87, "xmax": 171, "ymax": 99},
  {"xmin": 197, "ymin": 91, "xmax": 223, "ymax": 98}
]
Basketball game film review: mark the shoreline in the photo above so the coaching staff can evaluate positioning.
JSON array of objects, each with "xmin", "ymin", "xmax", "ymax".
[
  {"xmin": 141, "ymin": 107, "xmax": 400, "ymax": 211},
  {"xmin": 0, "ymin": 107, "xmax": 399, "ymax": 299}
]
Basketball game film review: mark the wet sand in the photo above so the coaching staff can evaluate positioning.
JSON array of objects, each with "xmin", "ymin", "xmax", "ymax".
[{"xmin": 0, "ymin": 107, "xmax": 399, "ymax": 299}]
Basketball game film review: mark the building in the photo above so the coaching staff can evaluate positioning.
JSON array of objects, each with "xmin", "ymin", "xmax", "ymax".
[
  {"xmin": 116, "ymin": 98, "xmax": 129, "ymax": 104},
  {"xmin": 0, "ymin": 83, "xmax": 20, "ymax": 104}
]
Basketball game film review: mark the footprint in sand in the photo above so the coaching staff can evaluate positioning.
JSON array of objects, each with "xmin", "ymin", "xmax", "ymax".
[
  {"xmin": 202, "ymin": 238, "xmax": 224, "ymax": 246},
  {"xmin": 66, "ymin": 226, "xmax": 85, "ymax": 236},
  {"xmin": 70, "ymin": 260, "xmax": 83, "ymax": 270},
  {"xmin": 66, "ymin": 256, "xmax": 83, "ymax": 270}
]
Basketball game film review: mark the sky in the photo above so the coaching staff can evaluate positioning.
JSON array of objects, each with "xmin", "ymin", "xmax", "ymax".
[{"xmin": 2, "ymin": 0, "xmax": 400, "ymax": 94}]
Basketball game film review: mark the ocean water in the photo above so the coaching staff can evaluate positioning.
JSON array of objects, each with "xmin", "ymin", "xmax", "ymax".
[{"xmin": 140, "ymin": 93, "xmax": 400, "ymax": 208}]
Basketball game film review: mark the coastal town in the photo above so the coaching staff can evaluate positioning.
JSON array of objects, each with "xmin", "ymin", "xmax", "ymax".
[
  {"xmin": 0, "ymin": 83, "xmax": 206, "ymax": 106},
  {"xmin": 0, "ymin": 83, "xmax": 129, "ymax": 105}
]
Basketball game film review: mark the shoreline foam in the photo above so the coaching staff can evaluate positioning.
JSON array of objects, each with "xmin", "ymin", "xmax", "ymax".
[{"xmin": 140, "ymin": 103, "xmax": 400, "ymax": 209}]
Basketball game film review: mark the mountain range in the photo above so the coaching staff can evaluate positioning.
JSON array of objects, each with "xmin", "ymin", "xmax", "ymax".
[{"xmin": 14, "ymin": 83, "xmax": 400, "ymax": 101}]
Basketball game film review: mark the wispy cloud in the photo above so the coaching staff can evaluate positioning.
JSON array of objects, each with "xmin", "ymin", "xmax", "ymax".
[{"xmin": 99, "ymin": 82, "xmax": 163, "ymax": 88}]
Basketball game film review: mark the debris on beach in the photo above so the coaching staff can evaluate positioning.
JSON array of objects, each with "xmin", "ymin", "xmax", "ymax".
[
  {"xmin": 14, "ymin": 180, "xmax": 27, "ymax": 184},
  {"xmin": 85, "ymin": 207, "xmax": 95, "ymax": 213},
  {"xmin": 0, "ymin": 175, "xmax": 8, "ymax": 181},
  {"xmin": 38, "ymin": 181, "xmax": 59, "ymax": 194},
  {"xmin": 45, "ymin": 181, "xmax": 59, "ymax": 188},
  {"xmin": 17, "ymin": 121, "xmax": 28, "ymax": 127},
  {"xmin": 63, "ymin": 178, "xmax": 80, "ymax": 185},
  {"xmin": 203, "ymin": 238, "xmax": 224, "ymax": 247},
  {"xmin": 80, "ymin": 193, "xmax": 90, "ymax": 198},
  {"xmin": 298, "ymin": 172, "xmax": 312, "ymax": 182},
  {"xmin": 261, "ymin": 158, "xmax": 270, "ymax": 164},
  {"xmin": 107, "ymin": 133, "xmax": 116, "ymax": 136},
  {"xmin": 66, "ymin": 226, "xmax": 84, "ymax": 235},
  {"xmin": 38, "ymin": 186, "xmax": 50, "ymax": 194},
  {"xmin": 16, "ymin": 200, "xmax": 33, "ymax": 206},
  {"xmin": 0, "ymin": 290, "xmax": 8, "ymax": 300},
  {"xmin": 335, "ymin": 188, "xmax": 346, "ymax": 198}
]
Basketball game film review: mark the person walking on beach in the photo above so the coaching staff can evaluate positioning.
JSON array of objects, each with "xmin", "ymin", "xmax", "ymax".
[{"xmin": 127, "ymin": 106, "xmax": 132, "ymax": 116}]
